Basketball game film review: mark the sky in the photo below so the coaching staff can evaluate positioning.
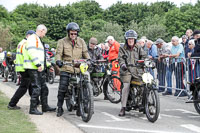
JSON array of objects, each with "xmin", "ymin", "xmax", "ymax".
[{"xmin": 0, "ymin": 0, "xmax": 198, "ymax": 12}]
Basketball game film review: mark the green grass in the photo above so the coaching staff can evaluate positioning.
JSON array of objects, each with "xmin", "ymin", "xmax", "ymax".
[{"xmin": 0, "ymin": 91, "xmax": 38, "ymax": 133}]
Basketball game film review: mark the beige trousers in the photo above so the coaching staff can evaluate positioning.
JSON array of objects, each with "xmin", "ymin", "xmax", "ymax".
[{"xmin": 121, "ymin": 83, "xmax": 130, "ymax": 107}]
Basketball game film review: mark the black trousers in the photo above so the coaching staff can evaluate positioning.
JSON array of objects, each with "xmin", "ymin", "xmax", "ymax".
[
  {"xmin": 38, "ymin": 71, "xmax": 49, "ymax": 108},
  {"xmin": 25, "ymin": 69, "xmax": 40, "ymax": 108},
  {"xmin": 57, "ymin": 71, "xmax": 70, "ymax": 108},
  {"xmin": 9, "ymin": 71, "xmax": 32, "ymax": 107}
]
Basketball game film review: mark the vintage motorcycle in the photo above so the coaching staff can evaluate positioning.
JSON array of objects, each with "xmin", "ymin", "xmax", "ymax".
[
  {"xmin": 89, "ymin": 59, "xmax": 123, "ymax": 103},
  {"xmin": 187, "ymin": 78, "xmax": 200, "ymax": 114},
  {"xmin": 122, "ymin": 55, "xmax": 160, "ymax": 123},
  {"xmin": 63, "ymin": 59, "xmax": 94, "ymax": 122}
]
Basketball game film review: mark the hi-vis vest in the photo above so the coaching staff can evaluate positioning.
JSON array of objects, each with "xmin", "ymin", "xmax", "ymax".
[
  {"xmin": 23, "ymin": 34, "xmax": 45, "ymax": 70},
  {"xmin": 15, "ymin": 39, "xmax": 27, "ymax": 72}
]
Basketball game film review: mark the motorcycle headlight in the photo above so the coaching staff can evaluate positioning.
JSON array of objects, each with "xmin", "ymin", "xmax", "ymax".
[
  {"xmin": 80, "ymin": 63, "xmax": 88, "ymax": 74},
  {"xmin": 142, "ymin": 73, "xmax": 153, "ymax": 84}
]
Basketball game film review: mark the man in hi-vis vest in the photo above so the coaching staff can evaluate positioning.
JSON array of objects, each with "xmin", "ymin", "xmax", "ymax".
[
  {"xmin": 23, "ymin": 24, "xmax": 56, "ymax": 115},
  {"xmin": 8, "ymin": 30, "xmax": 35, "ymax": 110}
]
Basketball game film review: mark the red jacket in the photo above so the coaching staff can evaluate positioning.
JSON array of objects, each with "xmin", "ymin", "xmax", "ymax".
[{"xmin": 108, "ymin": 41, "xmax": 120, "ymax": 61}]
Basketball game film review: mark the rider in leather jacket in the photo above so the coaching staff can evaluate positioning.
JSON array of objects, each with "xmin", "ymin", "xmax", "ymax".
[
  {"xmin": 118, "ymin": 30, "xmax": 147, "ymax": 116},
  {"xmin": 56, "ymin": 22, "xmax": 90, "ymax": 117}
]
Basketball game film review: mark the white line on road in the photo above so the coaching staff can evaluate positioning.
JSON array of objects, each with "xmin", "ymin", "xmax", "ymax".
[
  {"xmin": 165, "ymin": 109, "xmax": 199, "ymax": 115},
  {"xmin": 102, "ymin": 112, "xmax": 130, "ymax": 122},
  {"xmin": 181, "ymin": 124, "xmax": 200, "ymax": 133},
  {"xmin": 161, "ymin": 114, "xmax": 181, "ymax": 119},
  {"xmin": 78, "ymin": 124, "xmax": 182, "ymax": 133},
  {"xmin": 175, "ymin": 109, "xmax": 199, "ymax": 115},
  {"xmin": 188, "ymin": 115, "xmax": 200, "ymax": 118}
]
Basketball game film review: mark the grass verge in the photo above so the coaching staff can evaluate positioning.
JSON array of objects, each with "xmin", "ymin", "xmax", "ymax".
[{"xmin": 0, "ymin": 91, "xmax": 38, "ymax": 133}]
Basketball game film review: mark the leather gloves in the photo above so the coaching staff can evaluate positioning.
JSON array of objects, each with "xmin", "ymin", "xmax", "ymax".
[
  {"xmin": 121, "ymin": 64, "xmax": 127, "ymax": 71},
  {"xmin": 56, "ymin": 60, "xmax": 63, "ymax": 68}
]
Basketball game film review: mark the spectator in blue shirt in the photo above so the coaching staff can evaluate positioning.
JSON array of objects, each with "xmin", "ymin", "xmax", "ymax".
[
  {"xmin": 164, "ymin": 36, "xmax": 186, "ymax": 97},
  {"xmin": 146, "ymin": 40, "xmax": 158, "ymax": 78},
  {"xmin": 147, "ymin": 40, "xmax": 158, "ymax": 59}
]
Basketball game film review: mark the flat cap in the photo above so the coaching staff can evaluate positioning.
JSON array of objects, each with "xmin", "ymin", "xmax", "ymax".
[
  {"xmin": 89, "ymin": 37, "xmax": 98, "ymax": 45},
  {"xmin": 105, "ymin": 36, "xmax": 114, "ymax": 42},
  {"xmin": 155, "ymin": 38, "xmax": 164, "ymax": 44},
  {"xmin": 26, "ymin": 30, "xmax": 35, "ymax": 36}
]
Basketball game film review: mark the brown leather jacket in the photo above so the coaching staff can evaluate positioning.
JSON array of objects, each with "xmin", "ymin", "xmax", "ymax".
[
  {"xmin": 118, "ymin": 43, "xmax": 147, "ymax": 83},
  {"xmin": 56, "ymin": 36, "xmax": 90, "ymax": 73}
]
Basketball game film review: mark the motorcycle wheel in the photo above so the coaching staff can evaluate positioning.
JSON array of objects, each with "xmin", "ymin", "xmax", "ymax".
[
  {"xmin": 48, "ymin": 71, "xmax": 55, "ymax": 84},
  {"xmin": 193, "ymin": 89, "xmax": 200, "ymax": 114},
  {"xmin": 145, "ymin": 88, "xmax": 160, "ymax": 123},
  {"xmin": 104, "ymin": 76, "xmax": 123, "ymax": 104},
  {"xmin": 65, "ymin": 97, "xmax": 73, "ymax": 112},
  {"xmin": 79, "ymin": 83, "xmax": 94, "ymax": 122}
]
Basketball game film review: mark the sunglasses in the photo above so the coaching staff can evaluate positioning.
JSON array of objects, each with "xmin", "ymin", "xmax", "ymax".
[
  {"xmin": 70, "ymin": 33, "xmax": 77, "ymax": 36},
  {"xmin": 188, "ymin": 43, "xmax": 193, "ymax": 45}
]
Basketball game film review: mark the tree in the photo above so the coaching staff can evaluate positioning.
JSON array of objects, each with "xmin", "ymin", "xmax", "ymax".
[
  {"xmin": 10, "ymin": 3, "xmax": 42, "ymax": 22},
  {"xmin": 143, "ymin": 24, "xmax": 168, "ymax": 41},
  {"xmin": 93, "ymin": 22, "xmax": 124, "ymax": 43},
  {"xmin": 0, "ymin": 5, "xmax": 10, "ymax": 23},
  {"xmin": 104, "ymin": 2, "xmax": 149, "ymax": 29},
  {"xmin": 79, "ymin": 20, "xmax": 94, "ymax": 44},
  {"xmin": 91, "ymin": 19, "xmax": 107, "ymax": 31},
  {"xmin": 0, "ymin": 23, "xmax": 12, "ymax": 50},
  {"xmin": 38, "ymin": 5, "xmax": 73, "ymax": 41},
  {"xmin": 164, "ymin": 8, "xmax": 187, "ymax": 38},
  {"xmin": 127, "ymin": 13, "xmax": 168, "ymax": 41},
  {"xmin": 71, "ymin": 0, "xmax": 103, "ymax": 21},
  {"xmin": 148, "ymin": 1, "xmax": 176, "ymax": 16}
]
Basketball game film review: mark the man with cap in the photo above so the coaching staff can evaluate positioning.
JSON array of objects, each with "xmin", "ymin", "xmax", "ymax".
[
  {"xmin": 88, "ymin": 37, "xmax": 103, "ymax": 61},
  {"xmin": 155, "ymin": 38, "xmax": 172, "ymax": 94},
  {"xmin": 105, "ymin": 36, "xmax": 121, "ymax": 95},
  {"xmin": 106, "ymin": 36, "xmax": 120, "ymax": 63},
  {"xmin": 88, "ymin": 37, "xmax": 104, "ymax": 95},
  {"xmin": 8, "ymin": 30, "xmax": 35, "ymax": 109},
  {"xmin": 23, "ymin": 25, "xmax": 56, "ymax": 115}
]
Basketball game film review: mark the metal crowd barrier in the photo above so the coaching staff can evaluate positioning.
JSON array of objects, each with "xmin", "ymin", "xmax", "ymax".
[{"xmin": 152, "ymin": 57, "xmax": 200, "ymax": 98}]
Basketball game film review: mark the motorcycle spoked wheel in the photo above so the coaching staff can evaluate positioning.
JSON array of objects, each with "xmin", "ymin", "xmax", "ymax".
[
  {"xmin": 79, "ymin": 83, "xmax": 94, "ymax": 122},
  {"xmin": 48, "ymin": 71, "xmax": 55, "ymax": 84},
  {"xmin": 91, "ymin": 80, "xmax": 100, "ymax": 97},
  {"xmin": 65, "ymin": 97, "xmax": 73, "ymax": 112},
  {"xmin": 193, "ymin": 89, "xmax": 200, "ymax": 114},
  {"xmin": 104, "ymin": 76, "xmax": 123, "ymax": 104},
  {"xmin": 145, "ymin": 88, "xmax": 160, "ymax": 123}
]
